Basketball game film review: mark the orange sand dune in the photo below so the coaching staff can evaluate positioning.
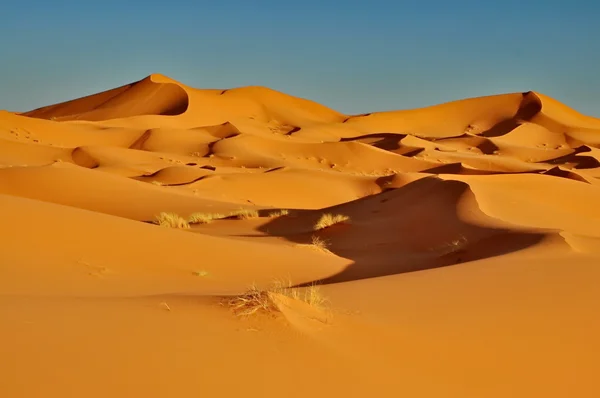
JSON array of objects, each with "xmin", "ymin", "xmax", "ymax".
[
  {"xmin": 342, "ymin": 91, "xmax": 538, "ymax": 138},
  {"xmin": 1, "ymin": 74, "xmax": 600, "ymax": 398},
  {"xmin": 23, "ymin": 74, "xmax": 190, "ymax": 121},
  {"xmin": 211, "ymin": 134, "xmax": 443, "ymax": 173},
  {"xmin": 186, "ymin": 167, "xmax": 383, "ymax": 208},
  {"xmin": 0, "ymin": 162, "xmax": 247, "ymax": 220}
]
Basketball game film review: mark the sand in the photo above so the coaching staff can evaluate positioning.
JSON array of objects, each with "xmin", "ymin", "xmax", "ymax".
[{"xmin": 1, "ymin": 73, "xmax": 599, "ymax": 397}]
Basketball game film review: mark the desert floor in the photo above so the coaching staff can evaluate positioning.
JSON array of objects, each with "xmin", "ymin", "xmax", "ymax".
[{"xmin": 1, "ymin": 74, "xmax": 599, "ymax": 397}]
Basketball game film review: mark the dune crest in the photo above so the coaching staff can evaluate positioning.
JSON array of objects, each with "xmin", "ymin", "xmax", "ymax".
[
  {"xmin": 1, "ymin": 74, "xmax": 599, "ymax": 398},
  {"xmin": 22, "ymin": 75, "xmax": 190, "ymax": 121}
]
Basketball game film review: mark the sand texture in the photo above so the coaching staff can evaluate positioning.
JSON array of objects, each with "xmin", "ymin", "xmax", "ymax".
[{"xmin": 1, "ymin": 74, "xmax": 600, "ymax": 397}]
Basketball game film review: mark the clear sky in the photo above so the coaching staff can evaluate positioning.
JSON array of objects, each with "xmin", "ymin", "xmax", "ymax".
[{"xmin": 1, "ymin": 0, "xmax": 598, "ymax": 116}]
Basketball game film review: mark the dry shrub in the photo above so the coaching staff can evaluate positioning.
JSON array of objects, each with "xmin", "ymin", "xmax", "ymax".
[
  {"xmin": 229, "ymin": 208, "xmax": 260, "ymax": 219},
  {"xmin": 188, "ymin": 212, "xmax": 226, "ymax": 224},
  {"xmin": 228, "ymin": 279, "xmax": 327, "ymax": 317},
  {"xmin": 268, "ymin": 209, "xmax": 289, "ymax": 218},
  {"xmin": 314, "ymin": 213, "xmax": 350, "ymax": 230},
  {"xmin": 310, "ymin": 235, "xmax": 330, "ymax": 251},
  {"xmin": 155, "ymin": 212, "xmax": 190, "ymax": 229},
  {"xmin": 296, "ymin": 235, "xmax": 331, "ymax": 253},
  {"xmin": 228, "ymin": 284, "xmax": 278, "ymax": 316}
]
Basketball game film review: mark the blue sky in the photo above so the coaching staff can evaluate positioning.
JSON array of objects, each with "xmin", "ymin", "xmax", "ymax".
[{"xmin": 1, "ymin": 0, "xmax": 598, "ymax": 116}]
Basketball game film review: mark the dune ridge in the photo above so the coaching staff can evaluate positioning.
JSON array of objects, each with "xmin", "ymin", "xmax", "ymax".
[{"xmin": 1, "ymin": 74, "xmax": 599, "ymax": 398}]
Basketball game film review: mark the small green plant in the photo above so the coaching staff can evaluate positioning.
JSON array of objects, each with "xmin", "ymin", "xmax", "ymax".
[
  {"xmin": 155, "ymin": 212, "xmax": 190, "ymax": 229},
  {"xmin": 314, "ymin": 213, "xmax": 350, "ymax": 230}
]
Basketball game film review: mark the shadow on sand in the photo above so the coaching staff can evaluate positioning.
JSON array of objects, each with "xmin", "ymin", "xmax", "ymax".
[{"xmin": 255, "ymin": 176, "xmax": 546, "ymax": 286}]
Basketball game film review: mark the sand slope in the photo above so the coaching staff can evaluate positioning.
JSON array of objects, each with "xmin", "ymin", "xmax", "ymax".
[{"xmin": 1, "ymin": 75, "xmax": 600, "ymax": 398}]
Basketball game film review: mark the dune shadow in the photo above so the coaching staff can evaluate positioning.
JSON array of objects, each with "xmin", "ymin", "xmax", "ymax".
[
  {"xmin": 285, "ymin": 126, "xmax": 301, "ymax": 135},
  {"xmin": 542, "ymin": 166, "xmax": 591, "ymax": 183},
  {"xmin": 306, "ymin": 231, "xmax": 544, "ymax": 285},
  {"xmin": 340, "ymin": 133, "xmax": 407, "ymax": 151},
  {"xmin": 256, "ymin": 177, "xmax": 546, "ymax": 286},
  {"xmin": 24, "ymin": 77, "xmax": 190, "ymax": 120},
  {"xmin": 128, "ymin": 129, "xmax": 151, "ymax": 150},
  {"xmin": 70, "ymin": 147, "xmax": 100, "ymax": 169},
  {"xmin": 200, "ymin": 122, "xmax": 242, "ymax": 139},
  {"xmin": 479, "ymin": 91, "xmax": 542, "ymax": 138},
  {"xmin": 542, "ymin": 146, "xmax": 600, "ymax": 169},
  {"xmin": 475, "ymin": 138, "xmax": 500, "ymax": 154},
  {"xmin": 340, "ymin": 132, "xmax": 429, "ymax": 156},
  {"xmin": 342, "ymin": 113, "xmax": 372, "ymax": 123},
  {"xmin": 159, "ymin": 87, "xmax": 189, "ymax": 116},
  {"xmin": 421, "ymin": 162, "xmax": 464, "ymax": 174}
]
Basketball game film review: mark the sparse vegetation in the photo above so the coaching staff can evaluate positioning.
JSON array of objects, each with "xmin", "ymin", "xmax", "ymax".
[
  {"xmin": 228, "ymin": 279, "xmax": 327, "ymax": 317},
  {"xmin": 228, "ymin": 284, "xmax": 278, "ymax": 316},
  {"xmin": 151, "ymin": 180, "xmax": 163, "ymax": 186},
  {"xmin": 229, "ymin": 208, "xmax": 260, "ymax": 219},
  {"xmin": 272, "ymin": 278, "xmax": 328, "ymax": 308},
  {"xmin": 296, "ymin": 235, "xmax": 331, "ymax": 253},
  {"xmin": 155, "ymin": 212, "xmax": 190, "ymax": 229},
  {"xmin": 310, "ymin": 235, "xmax": 330, "ymax": 251},
  {"xmin": 303, "ymin": 284, "xmax": 328, "ymax": 308},
  {"xmin": 188, "ymin": 212, "xmax": 226, "ymax": 224},
  {"xmin": 192, "ymin": 270, "xmax": 209, "ymax": 277},
  {"xmin": 430, "ymin": 235, "xmax": 468, "ymax": 255},
  {"xmin": 268, "ymin": 209, "xmax": 289, "ymax": 218},
  {"xmin": 314, "ymin": 213, "xmax": 350, "ymax": 230}
]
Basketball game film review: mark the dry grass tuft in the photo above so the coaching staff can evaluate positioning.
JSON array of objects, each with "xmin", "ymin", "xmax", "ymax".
[
  {"xmin": 268, "ymin": 209, "xmax": 290, "ymax": 218},
  {"xmin": 228, "ymin": 279, "xmax": 328, "ymax": 317},
  {"xmin": 272, "ymin": 278, "xmax": 328, "ymax": 308},
  {"xmin": 151, "ymin": 180, "xmax": 163, "ymax": 186},
  {"xmin": 188, "ymin": 212, "xmax": 226, "ymax": 224},
  {"xmin": 432, "ymin": 235, "xmax": 469, "ymax": 255},
  {"xmin": 229, "ymin": 208, "xmax": 260, "ymax": 220},
  {"xmin": 296, "ymin": 235, "xmax": 331, "ymax": 253},
  {"xmin": 155, "ymin": 212, "xmax": 190, "ymax": 229},
  {"xmin": 314, "ymin": 213, "xmax": 350, "ymax": 230},
  {"xmin": 228, "ymin": 284, "xmax": 278, "ymax": 316},
  {"xmin": 303, "ymin": 284, "xmax": 328, "ymax": 308},
  {"xmin": 310, "ymin": 235, "xmax": 330, "ymax": 251}
]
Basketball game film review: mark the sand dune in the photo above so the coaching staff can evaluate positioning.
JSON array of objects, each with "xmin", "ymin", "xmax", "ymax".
[
  {"xmin": 1, "ymin": 74, "xmax": 600, "ymax": 398},
  {"xmin": 23, "ymin": 74, "xmax": 190, "ymax": 121}
]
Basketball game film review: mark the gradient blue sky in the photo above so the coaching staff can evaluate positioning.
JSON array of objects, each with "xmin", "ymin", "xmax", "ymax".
[{"xmin": 1, "ymin": 0, "xmax": 598, "ymax": 116}]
